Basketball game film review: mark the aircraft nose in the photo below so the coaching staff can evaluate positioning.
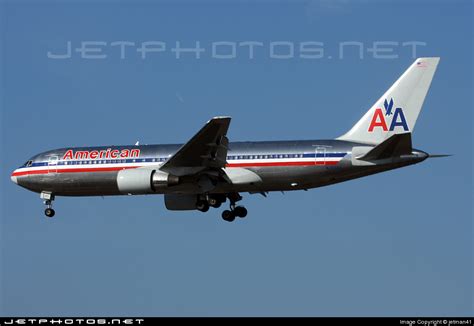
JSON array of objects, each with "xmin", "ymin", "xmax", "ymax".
[{"xmin": 11, "ymin": 171, "xmax": 18, "ymax": 184}]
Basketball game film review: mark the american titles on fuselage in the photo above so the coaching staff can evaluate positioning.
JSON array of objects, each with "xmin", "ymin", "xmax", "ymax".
[{"xmin": 62, "ymin": 148, "xmax": 141, "ymax": 160}]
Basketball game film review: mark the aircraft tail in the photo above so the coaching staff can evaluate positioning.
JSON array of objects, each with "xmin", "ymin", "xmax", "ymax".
[{"xmin": 337, "ymin": 57, "xmax": 440, "ymax": 145}]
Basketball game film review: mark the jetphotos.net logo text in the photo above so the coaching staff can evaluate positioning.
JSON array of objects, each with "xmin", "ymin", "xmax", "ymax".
[
  {"xmin": 0, "ymin": 319, "xmax": 144, "ymax": 325},
  {"xmin": 46, "ymin": 40, "xmax": 427, "ymax": 61}
]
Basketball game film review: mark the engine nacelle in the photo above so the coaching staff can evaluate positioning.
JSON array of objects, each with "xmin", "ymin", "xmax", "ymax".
[{"xmin": 117, "ymin": 168, "xmax": 179, "ymax": 195}]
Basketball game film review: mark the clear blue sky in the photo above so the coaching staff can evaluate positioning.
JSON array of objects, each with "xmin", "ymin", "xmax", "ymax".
[{"xmin": 1, "ymin": 0, "xmax": 472, "ymax": 317}]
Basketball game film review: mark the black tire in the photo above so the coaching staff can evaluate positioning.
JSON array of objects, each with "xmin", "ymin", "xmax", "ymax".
[
  {"xmin": 208, "ymin": 198, "xmax": 217, "ymax": 206},
  {"xmin": 234, "ymin": 206, "xmax": 247, "ymax": 218},
  {"xmin": 210, "ymin": 201, "xmax": 221, "ymax": 208},
  {"xmin": 196, "ymin": 201, "xmax": 209, "ymax": 212},
  {"xmin": 45, "ymin": 208, "xmax": 55, "ymax": 218},
  {"xmin": 221, "ymin": 210, "xmax": 235, "ymax": 222},
  {"xmin": 208, "ymin": 196, "xmax": 223, "ymax": 208}
]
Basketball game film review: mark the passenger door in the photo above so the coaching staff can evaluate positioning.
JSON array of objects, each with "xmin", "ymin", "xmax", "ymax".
[
  {"xmin": 48, "ymin": 155, "xmax": 59, "ymax": 174},
  {"xmin": 315, "ymin": 147, "xmax": 326, "ymax": 166}
]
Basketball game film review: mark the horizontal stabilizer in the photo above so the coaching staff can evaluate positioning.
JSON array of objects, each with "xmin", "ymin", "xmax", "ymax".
[{"xmin": 358, "ymin": 133, "xmax": 412, "ymax": 161}]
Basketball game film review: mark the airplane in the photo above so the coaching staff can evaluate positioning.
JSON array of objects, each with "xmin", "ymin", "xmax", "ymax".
[{"xmin": 11, "ymin": 57, "xmax": 444, "ymax": 222}]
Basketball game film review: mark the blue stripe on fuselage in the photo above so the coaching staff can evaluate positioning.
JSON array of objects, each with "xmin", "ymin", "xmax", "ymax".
[{"xmin": 24, "ymin": 152, "xmax": 348, "ymax": 168}]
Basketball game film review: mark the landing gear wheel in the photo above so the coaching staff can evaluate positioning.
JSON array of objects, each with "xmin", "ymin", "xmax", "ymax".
[
  {"xmin": 210, "ymin": 201, "xmax": 221, "ymax": 208},
  {"xmin": 222, "ymin": 210, "xmax": 235, "ymax": 222},
  {"xmin": 44, "ymin": 208, "xmax": 55, "ymax": 218},
  {"xmin": 196, "ymin": 201, "xmax": 210, "ymax": 212},
  {"xmin": 234, "ymin": 206, "xmax": 247, "ymax": 218},
  {"xmin": 41, "ymin": 192, "xmax": 56, "ymax": 218},
  {"xmin": 208, "ymin": 197, "xmax": 222, "ymax": 208}
]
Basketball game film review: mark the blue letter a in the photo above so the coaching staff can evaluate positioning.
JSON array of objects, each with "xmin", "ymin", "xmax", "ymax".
[{"xmin": 389, "ymin": 108, "xmax": 409, "ymax": 131}]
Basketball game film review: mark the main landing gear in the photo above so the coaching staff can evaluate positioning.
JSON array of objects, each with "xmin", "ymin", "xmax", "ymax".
[
  {"xmin": 196, "ymin": 194, "xmax": 226, "ymax": 213},
  {"xmin": 41, "ymin": 192, "xmax": 55, "ymax": 218},
  {"xmin": 221, "ymin": 193, "xmax": 247, "ymax": 223},
  {"xmin": 195, "ymin": 193, "xmax": 248, "ymax": 222},
  {"xmin": 221, "ymin": 206, "xmax": 247, "ymax": 222}
]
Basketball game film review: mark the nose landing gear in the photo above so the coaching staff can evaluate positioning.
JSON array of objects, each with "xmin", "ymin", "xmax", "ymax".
[
  {"xmin": 41, "ymin": 192, "xmax": 55, "ymax": 218},
  {"xmin": 45, "ymin": 205, "xmax": 55, "ymax": 218}
]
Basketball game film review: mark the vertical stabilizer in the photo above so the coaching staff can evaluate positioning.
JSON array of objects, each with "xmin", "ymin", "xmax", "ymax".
[{"xmin": 338, "ymin": 57, "xmax": 440, "ymax": 144}]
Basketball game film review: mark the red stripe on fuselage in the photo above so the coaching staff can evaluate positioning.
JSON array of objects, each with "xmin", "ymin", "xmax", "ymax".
[
  {"xmin": 12, "ymin": 160, "xmax": 340, "ymax": 176},
  {"xmin": 11, "ymin": 166, "xmax": 139, "ymax": 177}
]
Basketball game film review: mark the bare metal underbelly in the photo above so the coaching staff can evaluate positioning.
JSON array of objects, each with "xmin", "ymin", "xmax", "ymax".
[
  {"xmin": 19, "ymin": 172, "xmax": 121, "ymax": 196},
  {"xmin": 17, "ymin": 163, "xmax": 399, "ymax": 197}
]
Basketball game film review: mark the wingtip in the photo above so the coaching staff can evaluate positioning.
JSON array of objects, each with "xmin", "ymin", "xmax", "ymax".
[{"xmin": 208, "ymin": 116, "xmax": 232, "ymax": 123}]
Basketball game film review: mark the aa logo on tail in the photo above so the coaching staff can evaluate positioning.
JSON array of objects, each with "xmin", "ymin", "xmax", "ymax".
[{"xmin": 368, "ymin": 98, "xmax": 409, "ymax": 132}]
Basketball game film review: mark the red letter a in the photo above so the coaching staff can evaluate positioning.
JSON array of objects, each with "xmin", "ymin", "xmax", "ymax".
[
  {"xmin": 63, "ymin": 149, "xmax": 73, "ymax": 160},
  {"xmin": 368, "ymin": 108, "xmax": 388, "ymax": 132}
]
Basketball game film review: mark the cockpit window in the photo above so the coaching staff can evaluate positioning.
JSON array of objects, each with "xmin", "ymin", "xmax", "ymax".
[{"xmin": 24, "ymin": 160, "xmax": 33, "ymax": 167}]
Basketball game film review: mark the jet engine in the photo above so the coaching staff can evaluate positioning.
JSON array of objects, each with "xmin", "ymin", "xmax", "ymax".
[{"xmin": 117, "ymin": 168, "xmax": 179, "ymax": 194}]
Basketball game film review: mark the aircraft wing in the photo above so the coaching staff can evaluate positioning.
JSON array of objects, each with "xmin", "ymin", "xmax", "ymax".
[{"xmin": 160, "ymin": 116, "xmax": 231, "ymax": 176}]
